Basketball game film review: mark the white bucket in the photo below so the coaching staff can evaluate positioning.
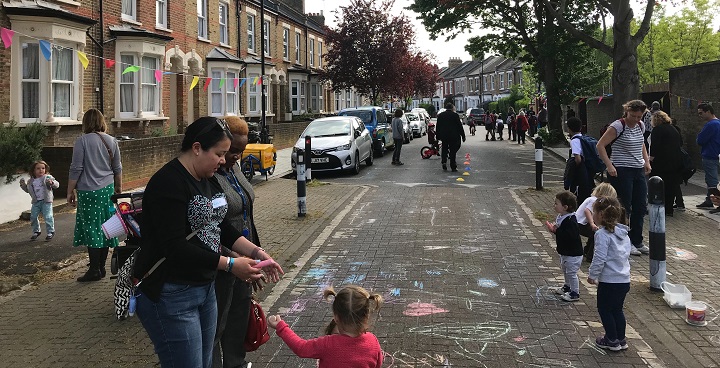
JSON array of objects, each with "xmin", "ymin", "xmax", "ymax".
[
  {"xmin": 685, "ymin": 301, "xmax": 708, "ymax": 327},
  {"xmin": 660, "ymin": 282, "xmax": 692, "ymax": 309},
  {"xmin": 102, "ymin": 211, "xmax": 128, "ymax": 239}
]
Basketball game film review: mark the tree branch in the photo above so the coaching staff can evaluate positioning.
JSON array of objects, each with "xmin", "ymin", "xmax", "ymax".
[
  {"xmin": 542, "ymin": 0, "xmax": 612, "ymax": 56},
  {"xmin": 631, "ymin": 0, "xmax": 655, "ymax": 47}
]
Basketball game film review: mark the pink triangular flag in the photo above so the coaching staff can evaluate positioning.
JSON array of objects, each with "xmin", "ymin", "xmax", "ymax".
[
  {"xmin": 154, "ymin": 69, "xmax": 162, "ymax": 83},
  {"xmin": 597, "ymin": 96, "xmax": 604, "ymax": 105},
  {"xmin": 233, "ymin": 78, "xmax": 239, "ymax": 88},
  {"xmin": 1, "ymin": 27, "xmax": 14, "ymax": 48},
  {"xmin": 105, "ymin": 59, "xmax": 115, "ymax": 68},
  {"xmin": 257, "ymin": 77, "xmax": 263, "ymax": 85},
  {"xmin": 203, "ymin": 77, "xmax": 212, "ymax": 91}
]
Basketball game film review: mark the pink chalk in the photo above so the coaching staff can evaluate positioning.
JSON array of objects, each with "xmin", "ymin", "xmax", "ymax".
[{"xmin": 254, "ymin": 259, "xmax": 275, "ymax": 268}]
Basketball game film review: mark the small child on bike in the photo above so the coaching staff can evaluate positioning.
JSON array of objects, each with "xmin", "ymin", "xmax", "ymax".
[{"xmin": 427, "ymin": 122, "xmax": 439, "ymax": 150}]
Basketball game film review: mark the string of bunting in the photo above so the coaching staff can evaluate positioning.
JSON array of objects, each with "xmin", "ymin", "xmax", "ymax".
[
  {"xmin": 0, "ymin": 26, "xmax": 262, "ymax": 91},
  {"xmin": 575, "ymin": 91, "xmax": 717, "ymax": 108}
]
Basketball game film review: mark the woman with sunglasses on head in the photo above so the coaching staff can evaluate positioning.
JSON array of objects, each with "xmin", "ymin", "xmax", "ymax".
[
  {"xmin": 134, "ymin": 117, "xmax": 284, "ymax": 368},
  {"xmin": 212, "ymin": 116, "xmax": 268, "ymax": 368}
]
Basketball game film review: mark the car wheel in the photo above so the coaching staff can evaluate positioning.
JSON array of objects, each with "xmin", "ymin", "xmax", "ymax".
[
  {"xmin": 404, "ymin": 133, "xmax": 410, "ymax": 144},
  {"xmin": 351, "ymin": 152, "xmax": 361, "ymax": 175},
  {"xmin": 410, "ymin": 132, "xmax": 414, "ymax": 140},
  {"xmin": 377, "ymin": 141, "xmax": 385, "ymax": 156},
  {"xmin": 365, "ymin": 147, "xmax": 374, "ymax": 166}
]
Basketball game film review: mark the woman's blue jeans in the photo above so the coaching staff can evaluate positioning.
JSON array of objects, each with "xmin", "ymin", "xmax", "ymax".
[
  {"xmin": 702, "ymin": 158, "xmax": 719, "ymax": 202},
  {"xmin": 137, "ymin": 282, "xmax": 218, "ymax": 368},
  {"xmin": 609, "ymin": 167, "xmax": 647, "ymax": 247}
]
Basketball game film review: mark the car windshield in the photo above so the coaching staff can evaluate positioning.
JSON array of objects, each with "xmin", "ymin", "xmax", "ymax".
[
  {"xmin": 341, "ymin": 110, "xmax": 373, "ymax": 125},
  {"xmin": 406, "ymin": 114, "xmax": 419, "ymax": 121},
  {"xmin": 470, "ymin": 109, "xmax": 483, "ymax": 115},
  {"xmin": 303, "ymin": 120, "xmax": 351, "ymax": 137}
]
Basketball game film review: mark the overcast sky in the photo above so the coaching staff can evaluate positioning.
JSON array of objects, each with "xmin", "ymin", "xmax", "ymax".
[{"xmin": 305, "ymin": 0, "xmax": 704, "ymax": 68}]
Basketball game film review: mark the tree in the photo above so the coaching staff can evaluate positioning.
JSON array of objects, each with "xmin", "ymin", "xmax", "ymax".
[
  {"xmin": 410, "ymin": 0, "xmax": 605, "ymax": 131},
  {"xmin": 0, "ymin": 122, "xmax": 48, "ymax": 183},
  {"xmin": 542, "ymin": 0, "xmax": 656, "ymax": 114},
  {"xmin": 320, "ymin": 0, "xmax": 415, "ymax": 104},
  {"xmin": 388, "ymin": 51, "xmax": 441, "ymax": 107}
]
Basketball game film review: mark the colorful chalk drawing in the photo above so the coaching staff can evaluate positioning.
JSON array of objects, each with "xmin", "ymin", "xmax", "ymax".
[
  {"xmin": 413, "ymin": 281, "xmax": 424, "ymax": 290},
  {"xmin": 477, "ymin": 278, "xmax": 499, "ymax": 288},
  {"xmin": 426, "ymin": 269, "xmax": 443, "ymax": 275},
  {"xmin": 670, "ymin": 247, "xmax": 698, "ymax": 260},
  {"xmin": 342, "ymin": 274, "xmax": 366, "ymax": 284},
  {"xmin": 409, "ymin": 321, "xmax": 512, "ymax": 342},
  {"xmin": 403, "ymin": 302, "xmax": 449, "ymax": 317}
]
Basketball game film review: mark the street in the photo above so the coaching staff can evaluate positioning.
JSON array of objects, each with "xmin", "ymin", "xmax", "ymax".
[{"xmin": 1, "ymin": 126, "xmax": 719, "ymax": 367}]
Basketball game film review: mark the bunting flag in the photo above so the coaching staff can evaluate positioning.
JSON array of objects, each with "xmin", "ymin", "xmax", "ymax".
[
  {"xmin": 105, "ymin": 59, "xmax": 115, "ymax": 68},
  {"xmin": 597, "ymin": 96, "xmax": 603, "ymax": 105},
  {"xmin": 257, "ymin": 77, "xmax": 262, "ymax": 86},
  {"xmin": 203, "ymin": 77, "xmax": 212, "ymax": 91},
  {"xmin": 1, "ymin": 27, "xmax": 14, "ymax": 48},
  {"xmin": 234, "ymin": 78, "xmax": 239, "ymax": 88},
  {"xmin": 77, "ymin": 51, "xmax": 89, "ymax": 69},
  {"xmin": 218, "ymin": 78, "xmax": 225, "ymax": 88},
  {"xmin": 122, "ymin": 65, "xmax": 140, "ymax": 74},
  {"xmin": 154, "ymin": 69, "xmax": 162, "ymax": 83},
  {"xmin": 578, "ymin": 98, "xmax": 586, "ymax": 103},
  {"xmin": 39, "ymin": 40, "xmax": 51, "ymax": 61},
  {"xmin": 190, "ymin": 76, "xmax": 199, "ymax": 90},
  {"xmin": 239, "ymin": 78, "xmax": 247, "ymax": 87},
  {"xmin": 677, "ymin": 96, "xmax": 681, "ymax": 106},
  {"xmin": 252, "ymin": 77, "xmax": 259, "ymax": 85}
]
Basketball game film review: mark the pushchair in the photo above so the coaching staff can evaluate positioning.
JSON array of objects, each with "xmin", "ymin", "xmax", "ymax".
[{"xmin": 108, "ymin": 192, "xmax": 144, "ymax": 275}]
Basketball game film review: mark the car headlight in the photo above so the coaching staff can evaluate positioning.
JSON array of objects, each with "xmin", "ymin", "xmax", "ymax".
[{"xmin": 336, "ymin": 142, "xmax": 352, "ymax": 151}]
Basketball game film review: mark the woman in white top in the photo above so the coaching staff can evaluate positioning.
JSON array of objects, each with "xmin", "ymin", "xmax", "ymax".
[{"xmin": 596, "ymin": 100, "xmax": 652, "ymax": 256}]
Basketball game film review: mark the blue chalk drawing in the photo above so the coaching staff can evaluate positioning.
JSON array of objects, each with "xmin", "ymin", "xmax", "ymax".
[
  {"xmin": 389, "ymin": 288, "xmax": 401, "ymax": 296},
  {"xmin": 343, "ymin": 274, "xmax": 366, "ymax": 284},
  {"xmin": 477, "ymin": 278, "xmax": 499, "ymax": 288},
  {"xmin": 414, "ymin": 281, "xmax": 424, "ymax": 290}
]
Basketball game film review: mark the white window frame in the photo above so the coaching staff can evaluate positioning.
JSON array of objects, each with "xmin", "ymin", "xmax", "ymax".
[
  {"xmin": 263, "ymin": 20, "xmax": 270, "ymax": 56},
  {"xmin": 483, "ymin": 76, "xmax": 487, "ymax": 91},
  {"xmin": 319, "ymin": 84, "xmax": 324, "ymax": 112},
  {"xmin": 335, "ymin": 91, "xmax": 340, "ymax": 111},
  {"xmin": 248, "ymin": 73, "xmax": 260, "ymax": 114},
  {"xmin": 500, "ymin": 73, "xmax": 504, "ymax": 89},
  {"xmin": 208, "ymin": 65, "xmax": 241, "ymax": 116},
  {"xmin": 294, "ymin": 32, "xmax": 301, "ymax": 63},
  {"xmin": 310, "ymin": 83, "xmax": 318, "ymax": 112},
  {"xmin": 283, "ymin": 28, "xmax": 289, "ymax": 60},
  {"xmin": 197, "ymin": 0, "xmax": 208, "ymax": 40},
  {"xmin": 290, "ymin": 79, "xmax": 300, "ymax": 114},
  {"xmin": 156, "ymin": 0, "xmax": 168, "ymax": 29},
  {"xmin": 114, "ymin": 38, "xmax": 165, "ymax": 119},
  {"xmin": 309, "ymin": 39, "xmax": 315, "ymax": 66},
  {"xmin": 119, "ymin": 54, "xmax": 137, "ymax": 116},
  {"xmin": 490, "ymin": 75, "xmax": 495, "ymax": 90},
  {"xmin": 507, "ymin": 72, "xmax": 513, "ymax": 88},
  {"xmin": 122, "ymin": 0, "xmax": 137, "ymax": 22},
  {"xmin": 300, "ymin": 81, "xmax": 306, "ymax": 111},
  {"xmin": 247, "ymin": 15, "xmax": 256, "ymax": 52},
  {"xmin": 318, "ymin": 41, "xmax": 323, "ymax": 67},
  {"xmin": 140, "ymin": 56, "xmax": 159, "ymax": 114},
  {"xmin": 219, "ymin": 2, "xmax": 229, "ymax": 45},
  {"xmin": 518, "ymin": 70, "xmax": 523, "ymax": 86}
]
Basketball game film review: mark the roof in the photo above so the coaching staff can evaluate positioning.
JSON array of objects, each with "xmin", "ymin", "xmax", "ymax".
[
  {"xmin": 243, "ymin": 56, "xmax": 276, "ymax": 67},
  {"xmin": 3, "ymin": 0, "xmax": 96, "ymax": 26},
  {"xmin": 109, "ymin": 25, "xmax": 174, "ymax": 42},
  {"xmin": 276, "ymin": 1, "xmax": 326, "ymax": 35},
  {"xmin": 206, "ymin": 47, "xmax": 243, "ymax": 64}
]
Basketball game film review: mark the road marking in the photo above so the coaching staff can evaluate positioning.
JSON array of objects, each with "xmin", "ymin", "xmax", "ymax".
[{"xmin": 261, "ymin": 185, "xmax": 370, "ymax": 311}]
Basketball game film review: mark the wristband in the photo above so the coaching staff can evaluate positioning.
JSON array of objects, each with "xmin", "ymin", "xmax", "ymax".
[
  {"xmin": 250, "ymin": 247, "xmax": 264, "ymax": 259},
  {"xmin": 225, "ymin": 257, "xmax": 235, "ymax": 273}
]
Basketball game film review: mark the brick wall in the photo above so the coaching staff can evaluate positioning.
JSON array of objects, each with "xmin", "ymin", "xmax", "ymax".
[
  {"xmin": 669, "ymin": 60, "xmax": 720, "ymax": 169},
  {"xmin": 270, "ymin": 121, "xmax": 312, "ymax": 149},
  {"xmin": 583, "ymin": 97, "xmax": 618, "ymax": 139}
]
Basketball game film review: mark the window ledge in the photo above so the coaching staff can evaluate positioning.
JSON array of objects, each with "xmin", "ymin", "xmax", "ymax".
[
  {"xmin": 155, "ymin": 26, "xmax": 173, "ymax": 33},
  {"xmin": 54, "ymin": 0, "xmax": 81, "ymax": 6},
  {"xmin": 111, "ymin": 117, "xmax": 169, "ymax": 122},
  {"xmin": 198, "ymin": 37, "xmax": 211, "ymax": 44},
  {"xmin": 219, "ymin": 42, "xmax": 232, "ymax": 49},
  {"xmin": 245, "ymin": 113, "xmax": 276, "ymax": 117},
  {"xmin": 121, "ymin": 17, "xmax": 142, "ymax": 26},
  {"xmin": 9, "ymin": 120, "xmax": 81, "ymax": 128},
  {"xmin": 247, "ymin": 50, "xmax": 258, "ymax": 56}
]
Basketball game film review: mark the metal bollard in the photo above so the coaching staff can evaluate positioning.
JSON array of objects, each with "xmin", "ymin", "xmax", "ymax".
[
  {"xmin": 297, "ymin": 149, "xmax": 307, "ymax": 217},
  {"xmin": 305, "ymin": 135, "xmax": 312, "ymax": 181},
  {"xmin": 535, "ymin": 136, "xmax": 543, "ymax": 190},
  {"xmin": 648, "ymin": 176, "xmax": 666, "ymax": 292}
]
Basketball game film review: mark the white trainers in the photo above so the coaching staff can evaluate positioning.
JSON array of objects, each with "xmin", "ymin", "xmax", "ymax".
[
  {"xmin": 637, "ymin": 245, "xmax": 650, "ymax": 254},
  {"xmin": 630, "ymin": 247, "xmax": 642, "ymax": 256},
  {"xmin": 551, "ymin": 285, "xmax": 570, "ymax": 295}
]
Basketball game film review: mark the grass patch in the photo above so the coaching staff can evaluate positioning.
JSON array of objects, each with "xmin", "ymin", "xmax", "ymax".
[
  {"xmin": 533, "ymin": 210, "xmax": 552, "ymax": 222},
  {"xmin": 306, "ymin": 179, "xmax": 329, "ymax": 187}
]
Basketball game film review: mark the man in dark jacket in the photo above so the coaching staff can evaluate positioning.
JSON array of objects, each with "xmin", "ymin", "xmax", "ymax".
[{"xmin": 436, "ymin": 103, "xmax": 466, "ymax": 171}]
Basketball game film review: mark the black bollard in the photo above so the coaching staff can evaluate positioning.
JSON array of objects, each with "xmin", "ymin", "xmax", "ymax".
[
  {"xmin": 535, "ymin": 136, "xmax": 543, "ymax": 190},
  {"xmin": 648, "ymin": 176, "xmax": 666, "ymax": 292},
  {"xmin": 297, "ymin": 149, "xmax": 307, "ymax": 217},
  {"xmin": 305, "ymin": 135, "xmax": 312, "ymax": 181}
]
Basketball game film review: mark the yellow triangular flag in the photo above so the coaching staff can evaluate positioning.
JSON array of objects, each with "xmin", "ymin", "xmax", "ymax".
[
  {"xmin": 190, "ymin": 76, "xmax": 199, "ymax": 91},
  {"xmin": 76, "ymin": 51, "xmax": 89, "ymax": 70},
  {"xmin": 253, "ymin": 77, "xmax": 259, "ymax": 85}
]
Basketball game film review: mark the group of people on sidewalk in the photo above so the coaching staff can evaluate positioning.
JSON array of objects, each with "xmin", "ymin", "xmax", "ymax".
[{"xmin": 482, "ymin": 106, "xmax": 539, "ymax": 143}]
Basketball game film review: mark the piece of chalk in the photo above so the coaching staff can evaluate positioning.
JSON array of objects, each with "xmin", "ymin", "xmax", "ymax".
[{"xmin": 254, "ymin": 259, "xmax": 274, "ymax": 268}]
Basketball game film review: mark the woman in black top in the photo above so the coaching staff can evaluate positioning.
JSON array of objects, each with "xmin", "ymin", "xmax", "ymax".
[
  {"xmin": 134, "ymin": 117, "xmax": 283, "ymax": 368},
  {"xmin": 649, "ymin": 111, "xmax": 683, "ymax": 216}
]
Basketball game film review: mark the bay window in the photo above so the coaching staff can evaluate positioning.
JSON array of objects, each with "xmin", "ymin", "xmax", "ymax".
[
  {"xmin": 209, "ymin": 67, "xmax": 240, "ymax": 116},
  {"xmin": 117, "ymin": 52, "xmax": 162, "ymax": 118},
  {"xmin": 141, "ymin": 56, "xmax": 158, "ymax": 113},
  {"xmin": 19, "ymin": 41, "xmax": 78, "ymax": 121},
  {"xmin": 21, "ymin": 43, "xmax": 40, "ymax": 119},
  {"xmin": 310, "ymin": 83, "xmax": 317, "ymax": 112},
  {"xmin": 52, "ymin": 47, "xmax": 74, "ymax": 118}
]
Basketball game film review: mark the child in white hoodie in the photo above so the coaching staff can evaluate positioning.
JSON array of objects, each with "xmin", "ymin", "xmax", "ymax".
[
  {"xmin": 588, "ymin": 196, "xmax": 631, "ymax": 352},
  {"xmin": 19, "ymin": 160, "xmax": 59, "ymax": 241}
]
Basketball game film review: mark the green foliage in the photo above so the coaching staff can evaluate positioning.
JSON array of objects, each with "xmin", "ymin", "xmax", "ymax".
[
  {"xmin": 536, "ymin": 126, "xmax": 567, "ymax": 147},
  {"xmin": 0, "ymin": 122, "xmax": 48, "ymax": 183},
  {"xmin": 419, "ymin": 103, "xmax": 436, "ymax": 117},
  {"xmin": 515, "ymin": 98, "xmax": 531, "ymax": 112},
  {"xmin": 488, "ymin": 101, "xmax": 498, "ymax": 113}
]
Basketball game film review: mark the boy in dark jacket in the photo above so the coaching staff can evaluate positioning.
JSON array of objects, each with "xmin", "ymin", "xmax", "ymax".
[{"xmin": 545, "ymin": 191, "xmax": 584, "ymax": 302}]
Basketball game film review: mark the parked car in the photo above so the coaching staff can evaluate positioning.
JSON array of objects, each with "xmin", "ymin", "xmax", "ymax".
[
  {"xmin": 401, "ymin": 114, "xmax": 413, "ymax": 144},
  {"xmin": 339, "ymin": 106, "xmax": 394, "ymax": 156},
  {"xmin": 411, "ymin": 108, "xmax": 431, "ymax": 124},
  {"xmin": 466, "ymin": 108, "xmax": 485, "ymax": 125},
  {"xmin": 290, "ymin": 116, "xmax": 374, "ymax": 175},
  {"xmin": 406, "ymin": 112, "xmax": 427, "ymax": 137}
]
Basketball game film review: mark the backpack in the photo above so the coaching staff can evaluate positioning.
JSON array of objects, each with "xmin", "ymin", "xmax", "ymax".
[
  {"xmin": 679, "ymin": 147, "xmax": 696, "ymax": 185},
  {"xmin": 571, "ymin": 135, "xmax": 606, "ymax": 174}
]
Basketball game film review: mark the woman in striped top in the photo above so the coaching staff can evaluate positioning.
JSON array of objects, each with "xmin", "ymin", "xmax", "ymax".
[{"xmin": 596, "ymin": 100, "xmax": 652, "ymax": 256}]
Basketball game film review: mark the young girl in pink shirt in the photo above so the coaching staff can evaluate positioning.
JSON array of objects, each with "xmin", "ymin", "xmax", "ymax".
[{"xmin": 267, "ymin": 285, "xmax": 384, "ymax": 368}]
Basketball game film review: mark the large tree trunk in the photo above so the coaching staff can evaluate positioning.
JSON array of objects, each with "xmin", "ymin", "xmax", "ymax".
[
  {"xmin": 542, "ymin": 58, "xmax": 563, "ymax": 133},
  {"xmin": 611, "ymin": 7, "xmax": 640, "ymax": 115}
]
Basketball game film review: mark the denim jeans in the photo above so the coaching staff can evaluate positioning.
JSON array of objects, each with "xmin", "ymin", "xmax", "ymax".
[
  {"xmin": 609, "ymin": 167, "xmax": 647, "ymax": 246},
  {"xmin": 702, "ymin": 158, "xmax": 719, "ymax": 201},
  {"xmin": 597, "ymin": 282, "xmax": 630, "ymax": 341},
  {"xmin": 137, "ymin": 282, "xmax": 218, "ymax": 368},
  {"xmin": 30, "ymin": 201, "xmax": 54, "ymax": 233}
]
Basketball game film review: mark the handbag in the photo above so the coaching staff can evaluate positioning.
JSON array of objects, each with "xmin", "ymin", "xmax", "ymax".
[{"xmin": 244, "ymin": 297, "xmax": 270, "ymax": 351}]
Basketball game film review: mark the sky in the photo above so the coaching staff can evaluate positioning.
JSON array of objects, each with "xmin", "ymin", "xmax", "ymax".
[{"xmin": 305, "ymin": 0, "xmax": 703, "ymax": 69}]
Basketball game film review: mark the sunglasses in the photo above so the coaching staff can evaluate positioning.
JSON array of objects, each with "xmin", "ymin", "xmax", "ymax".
[{"xmin": 196, "ymin": 118, "xmax": 232, "ymax": 140}]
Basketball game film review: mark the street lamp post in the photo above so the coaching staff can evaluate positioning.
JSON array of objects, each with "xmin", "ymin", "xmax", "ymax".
[
  {"xmin": 479, "ymin": 53, "xmax": 484, "ymax": 109},
  {"xmin": 260, "ymin": 0, "xmax": 269, "ymax": 143}
]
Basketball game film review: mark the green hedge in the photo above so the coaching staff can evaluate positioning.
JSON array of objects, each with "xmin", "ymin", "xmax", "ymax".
[{"xmin": 0, "ymin": 122, "xmax": 48, "ymax": 183}]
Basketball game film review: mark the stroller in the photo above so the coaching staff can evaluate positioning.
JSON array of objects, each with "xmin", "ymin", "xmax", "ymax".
[{"xmin": 108, "ymin": 192, "xmax": 144, "ymax": 275}]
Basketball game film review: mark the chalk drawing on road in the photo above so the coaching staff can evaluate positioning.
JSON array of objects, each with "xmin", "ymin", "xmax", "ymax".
[
  {"xmin": 383, "ymin": 351, "xmax": 455, "ymax": 368},
  {"xmin": 409, "ymin": 321, "xmax": 512, "ymax": 343},
  {"xmin": 424, "ymin": 245, "xmax": 451, "ymax": 251},
  {"xmin": 414, "ymin": 281, "xmax": 424, "ymax": 290},
  {"xmin": 403, "ymin": 302, "xmax": 449, "ymax": 317},
  {"xmin": 503, "ymin": 255, "xmax": 528, "ymax": 268},
  {"xmin": 477, "ymin": 278, "xmax": 499, "ymax": 288},
  {"xmin": 669, "ymin": 247, "xmax": 698, "ymax": 260},
  {"xmin": 343, "ymin": 274, "xmax": 366, "ymax": 284},
  {"xmin": 499, "ymin": 219, "xmax": 509, "ymax": 225},
  {"xmin": 534, "ymin": 286, "xmax": 572, "ymax": 307},
  {"xmin": 501, "ymin": 288, "xmax": 507, "ymax": 296}
]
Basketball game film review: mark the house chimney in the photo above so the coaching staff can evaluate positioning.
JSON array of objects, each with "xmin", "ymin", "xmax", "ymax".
[
  {"xmin": 447, "ymin": 57, "xmax": 463, "ymax": 69},
  {"xmin": 307, "ymin": 12, "xmax": 325, "ymax": 26}
]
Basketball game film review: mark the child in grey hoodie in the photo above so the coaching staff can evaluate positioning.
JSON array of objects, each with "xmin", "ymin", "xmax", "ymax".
[
  {"xmin": 19, "ymin": 160, "xmax": 59, "ymax": 241},
  {"xmin": 587, "ymin": 197, "xmax": 631, "ymax": 352}
]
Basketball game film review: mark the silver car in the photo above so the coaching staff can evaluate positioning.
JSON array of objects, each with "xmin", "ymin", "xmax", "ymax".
[
  {"xmin": 290, "ymin": 116, "xmax": 374, "ymax": 175},
  {"xmin": 406, "ymin": 112, "xmax": 427, "ymax": 137}
]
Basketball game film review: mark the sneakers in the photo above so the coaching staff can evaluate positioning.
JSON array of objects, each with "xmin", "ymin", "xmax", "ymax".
[
  {"xmin": 561, "ymin": 291, "xmax": 580, "ymax": 302},
  {"xmin": 442, "ymin": 164, "xmax": 447, "ymax": 171},
  {"xmin": 45, "ymin": 232, "xmax": 54, "ymax": 241},
  {"xmin": 30, "ymin": 232, "xmax": 41, "ymax": 241},
  {"xmin": 595, "ymin": 336, "xmax": 626, "ymax": 351},
  {"xmin": 709, "ymin": 208, "xmax": 720, "ymax": 214},
  {"xmin": 637, "ymin": 245, "xmax": 650, "ymax": 254},
  {"xmin": 673, "ymin": 205, "xmax": 686, "ymax": 211},
  {"xmin": 552, "ymin": 285, "xmax": 570, "ymax": 295},
  {"xmin": 629, "ymin": 247, "xmax": 642, "ymax": 256},
  {"xmin": 395, "ymin": 161, "xmax": 405, "ymax": 166},
  {"xmin": 697, "ymin": 201, "xmax": 714, "ymax": 208}
]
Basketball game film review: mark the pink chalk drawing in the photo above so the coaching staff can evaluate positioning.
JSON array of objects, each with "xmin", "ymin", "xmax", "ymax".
[
  {"xmin": 513, "ymin": 336, "xmax": 527, "ymax": 342},
  {"xmin": 403, "ymin": 302, "xmax": 449, "ymax": 317}
]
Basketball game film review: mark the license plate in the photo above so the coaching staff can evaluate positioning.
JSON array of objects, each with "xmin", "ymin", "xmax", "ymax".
[{"xmin": 311, "ymin": 157, "xmax": 329, "ymax": 163}]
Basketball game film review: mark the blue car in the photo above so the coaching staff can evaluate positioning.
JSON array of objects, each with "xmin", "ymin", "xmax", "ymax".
[{"xmin": 339, "ymin": 106, "xmax": 395, "ymax": 156}]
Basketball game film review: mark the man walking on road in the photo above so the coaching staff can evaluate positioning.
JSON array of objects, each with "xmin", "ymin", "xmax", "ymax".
[
  {"xmin": 436, "ymin": 103, "xmax": 466, "ymax": 172},
  {"xmin": 696, "ymin": 103, "xmax": 720, "ymax": 213}
]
